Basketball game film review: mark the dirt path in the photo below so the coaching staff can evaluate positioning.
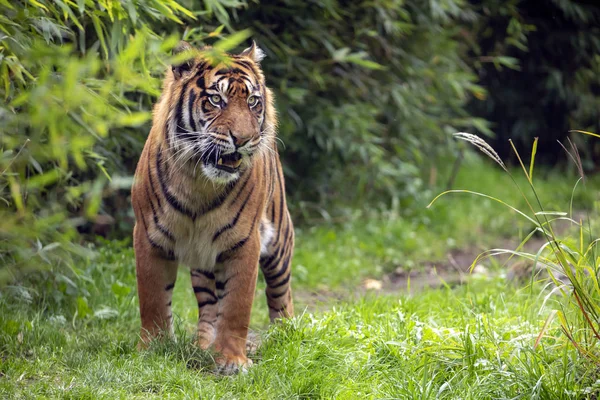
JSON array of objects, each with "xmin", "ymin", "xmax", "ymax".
[{"xmin": 292, "ymin": 214, "xmax": 585, "ymax": 313}]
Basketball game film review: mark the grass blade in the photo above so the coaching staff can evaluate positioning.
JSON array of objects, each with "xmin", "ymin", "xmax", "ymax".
[{"xmin": 529, "ymin": 137, "xmax": 538, "ymax": 183}]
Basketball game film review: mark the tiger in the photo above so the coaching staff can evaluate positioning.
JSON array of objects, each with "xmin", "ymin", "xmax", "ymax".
[{"xmin": 131, "ymin": 41, "xmax": 294, "ymax": 374}]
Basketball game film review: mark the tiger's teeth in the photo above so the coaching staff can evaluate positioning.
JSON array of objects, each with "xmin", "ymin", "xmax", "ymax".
[
  {"xmin": 217, "ymin": 158, "xmax": 223, "ymax": 165},
  {"xmin": 233, "ymin": 159, "xmax": 242, "ymax": 168}
]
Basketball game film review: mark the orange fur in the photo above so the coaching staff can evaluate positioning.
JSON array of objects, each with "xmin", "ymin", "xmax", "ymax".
[{"xmin": 131, "ymin": 42, "xmax": 294, "ymax": 373}]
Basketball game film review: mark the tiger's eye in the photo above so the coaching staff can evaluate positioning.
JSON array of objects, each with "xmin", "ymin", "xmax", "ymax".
[
  {"xmin": 209, "ymin": 94, "xmax": 222, "ymax": 106},
  {"xmin": 247, "ymin": 95, "xmax": 259, "ymax": 107}
]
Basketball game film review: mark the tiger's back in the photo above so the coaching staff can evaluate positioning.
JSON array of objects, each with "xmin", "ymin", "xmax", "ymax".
[{"xmin": 131, "ymin": 41, "xmax": 293, "ymax": 374}]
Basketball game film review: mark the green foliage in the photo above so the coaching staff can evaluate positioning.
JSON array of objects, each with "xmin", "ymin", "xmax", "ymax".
[
  {"xmin": 0, "ymin": 0, "xmax": 494, "ymax": 282},
  {"xmin": 0, "ymin": 0, "xmax": 190, "ymax": 282},
  {"xmin": 0, "ymin": 0, "xmax": 264, "ymax": 282},
  {"xmin": 232, "ymin": 0, "xmax": 490, "ymax": 210}
]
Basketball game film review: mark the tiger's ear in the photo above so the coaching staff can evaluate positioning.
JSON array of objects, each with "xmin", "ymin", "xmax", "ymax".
[
  {"xmin": 171, "ymin": 41, "xmax": 196, "ymax": 79},
  {"xmin": 240, "ymin": 41, "xmax": 266, "ymax": 63}
]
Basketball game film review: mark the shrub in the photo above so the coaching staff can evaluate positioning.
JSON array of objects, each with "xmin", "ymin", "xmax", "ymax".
[
  {"xmin": 0, "ymin": 0, "xmax": 242, "ymax": 283},
  {"xmin": 232, "ymin": 0, "xmax": 490, "ymax": 212}
]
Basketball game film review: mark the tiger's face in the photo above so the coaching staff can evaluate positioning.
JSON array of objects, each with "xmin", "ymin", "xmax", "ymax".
[{"xmin": 166, "ymin": 41, "xmax": 273, "ymax": 184}]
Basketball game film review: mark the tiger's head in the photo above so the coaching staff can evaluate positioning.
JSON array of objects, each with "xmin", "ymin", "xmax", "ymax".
[{"xmin": 162, "ymin": 41, "xmax": 276, "ymax": 184}]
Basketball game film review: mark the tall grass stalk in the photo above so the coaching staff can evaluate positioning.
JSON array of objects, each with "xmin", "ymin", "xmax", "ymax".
[{"xmin": 428, "ymin": 132, "xmax": 600, "ymax": 364}]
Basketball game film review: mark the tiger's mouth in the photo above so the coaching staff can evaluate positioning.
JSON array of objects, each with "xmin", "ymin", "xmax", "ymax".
[{"xmin": 207, "ymin": 151, "xmax": 243, "ymax": 173}]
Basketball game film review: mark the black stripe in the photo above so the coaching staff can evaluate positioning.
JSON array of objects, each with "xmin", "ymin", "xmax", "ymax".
[
  {"xmin": 156, "ymin": 146, "xmax": 196, "ymax": 219},
  {"xmin": 234, "ymin": 60, "xmax": 254, "ymax": 70},
  {"xmin": 215, "ymin": 67, "xmax": 249, "ymax": 76},
  {"xmin": 235, "ymin": 60, "xmax": 258, "ymax": 79},
  {"xmin": 188, "ymin": 89, "xmax": 198, "ymax": 133},
  {"xmin": 265, "ymin": 230, "xmax": 292, "ymax": 273},
  {"xmin": 216, "ymin": 204, "xmax": 261, "ymax": 264},
  {"xmin": 212, "ymin": 184, "xmax": 255, "ymax": 241},
  {"xmin": 265, "ymin": 254, "xmax": 291, "ymax": 283},
  {"xmin": 147, "ymin": 154, "xmax": 162, "ymax": 209},
  {"xmin": 215, "ymin": 278, "xmax": 230, "ymax": 291},
  {"xmin": 175, "ymin": 80, "xmax": 190, "ymax": 128},
  {"xmin": 267, "ymin": 221, "xmax": 291, "ymax": 271},
  {"xmin": 264, "ymin": 225, "xmax": 291, "ymax": 272},
  {"xmin": 197, "ymin": 61, "xmax": 208, "ymax": 72},
  {"xmin": 218, "ymin": 291, "xmax": 229, "ymax": 300},
  {"xmin": 139, "ymin": 212, "xmax": 175, "ymax": 260},
  {"xmin": 267, "ymin": 288, "xmax": 288, "ymax": 299},
  {"xmin": 198, "ymin": 299, "xmax": 218, "ymax": 308},
  {"xmin": 195, "ymin": 179, "xmax": 239, "ymax": 217},
  {"xmin": 229, "ymin": 169, "xmax": 252, "ymax": 205},
  {"xmin": 217, "ymin": 237, "xmax": 248, "ymax": 263},
  {"xmin": 175, "ymin": 131, "xmax": 196, "ymax": 142},
  {"xmin": 145, "ymin": 186, "xmax": 175, "ymax": 242},
  {"xmin": 260, "ymin": 250, "xmax": 278, "ymax": 272},
  {"xmin": 193, "ymin": 286, "xmax": 217, "ymax": 298},
  {"xmin": 165, "ymin": 282, "xmax": 175, "ymax": 291},
  {"xmin": 154, "ymin": 219, "xmax": 175, "ymax": 242},
  {"xmin": 201, "ymin": 100, "xmax": 212, "ymax": 115},
  {"xmin": 270, "ymin": 273, "xmax": 291, "ymax": 289},
  {"xmin": 191, "ymin": 269, "xmax": 215, "ymax": 280},
  {"xmin": 229, "ymin": 82, "xmax": 237, "ymax": 96}
]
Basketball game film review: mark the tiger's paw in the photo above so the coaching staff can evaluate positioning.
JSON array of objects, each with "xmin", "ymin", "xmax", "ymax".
[{"xmin": 214, "ymin": 355, "xmax": 252, "ymax": 375}]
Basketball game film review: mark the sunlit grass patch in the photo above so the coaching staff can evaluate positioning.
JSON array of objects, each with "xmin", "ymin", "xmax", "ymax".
[{"xmin": 1, "ymin": 277, "xmax": 597, "ymax": 398}]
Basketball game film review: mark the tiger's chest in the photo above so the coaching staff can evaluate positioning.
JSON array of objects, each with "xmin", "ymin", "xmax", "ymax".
[
  {"xmin": 159, "ymin": 208, "xmax": 230, "ymax": 270},
  {"xmin": 148, "ymin": 203, "xmax": 270, "ymax": 270}
]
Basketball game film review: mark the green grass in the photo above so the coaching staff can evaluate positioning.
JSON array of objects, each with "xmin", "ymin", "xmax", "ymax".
[
  {"xmin": 293, "ymin": 155, "xmax": 599, "ymax": 288},
  {"xmin": 1, "ymin": 272, "xmax": 597, "ymax": 398},
  {"xmin": 1, "ymin": 157, "xmax": 599, "ymax": 398}
]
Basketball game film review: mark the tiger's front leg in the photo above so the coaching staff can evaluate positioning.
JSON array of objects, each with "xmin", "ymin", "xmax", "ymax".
[
  {"xmin": 133, "ymin": 223, "xmax": 178, "ymax": 347},
  {"xmin": 212, "ymin": 237, "xmax": 260, "ymax": 374}
]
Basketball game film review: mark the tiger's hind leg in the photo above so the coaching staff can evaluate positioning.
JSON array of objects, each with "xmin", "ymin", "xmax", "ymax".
[
  {"xmin": 212, "ymin": 239, "xmax": 261, "ymax": 374},
  {"xmin": 260, "ymin": 223, "xmax": 294, "ymax": 321},
  {"xmin": 190, "ymin": 269, "xmax": 218, "ymax": 350},
  {"xmin": 133, "ymin": 223, "xmax": 178, "ymax": 347}
]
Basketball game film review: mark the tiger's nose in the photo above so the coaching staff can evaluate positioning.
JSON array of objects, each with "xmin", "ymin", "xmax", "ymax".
[{"xmin": 230, "ymin": 132, "xmax": 251, "ymax": 147}]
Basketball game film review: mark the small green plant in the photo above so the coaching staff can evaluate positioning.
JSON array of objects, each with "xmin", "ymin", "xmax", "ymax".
[{"xmin": 429, "ymin": 132, "xmax": 600, "ymax": 364}]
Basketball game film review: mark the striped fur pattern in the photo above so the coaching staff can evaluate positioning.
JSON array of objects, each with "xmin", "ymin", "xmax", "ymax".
[{"xmin": 131, "ymin": 41, "xmax": 294, "ymax": 374}]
